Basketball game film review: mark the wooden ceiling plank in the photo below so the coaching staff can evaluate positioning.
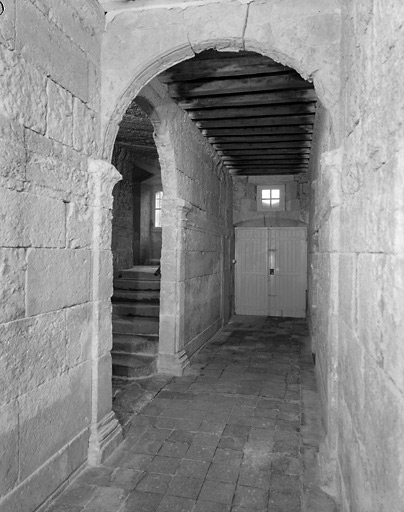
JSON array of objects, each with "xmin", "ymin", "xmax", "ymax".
[
  {"xmin": 209, "ymin": 135, "xmax": 313, "ymax": 144},
  {"xmin": 178, "ymin": 89, "xmax": 317, "ymax": 109},
  {"xmin": 197, "ymin": 114, "xmax": 315, "ymax": 129},
  {"xmin": 203, "ymin": 125, "xmax": 313, "ymax": 136},
  {"xmin": 188, "ymin": 103, "xmax": 317, "ymax": 120},
  {"xmin": 168, "ymin": 74, "xmax": 311, "ymax": 98},
  {"xmin": 213, "ymin": 141, "xmax": 311, "ymax": 149},
  {"xmin": 159, "ymin": 57, "xmax": 288, "ymax": 82},
  {"xmin": 220, "ymin": 148, "xmax": 311, "ymax": 156}
]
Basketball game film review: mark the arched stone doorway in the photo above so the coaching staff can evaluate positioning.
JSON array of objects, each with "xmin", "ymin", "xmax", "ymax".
[{"xmin": 96, "ymin": 0, "xmax": 341, "ymax": 480}]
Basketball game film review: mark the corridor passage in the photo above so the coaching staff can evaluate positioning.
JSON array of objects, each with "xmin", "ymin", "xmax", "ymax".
[{"xmin": 47, "ymin": 317, "xmax": 335, "ymax": 512}]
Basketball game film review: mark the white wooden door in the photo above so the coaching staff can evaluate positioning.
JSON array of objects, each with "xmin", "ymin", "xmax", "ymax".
[
  {"xmin": 235, "ymin": 227, "xmax": 307, "ymax": 318},
  {"xmin": 235, "ymin": 228, "xmax": 268, "ymax": 315}
]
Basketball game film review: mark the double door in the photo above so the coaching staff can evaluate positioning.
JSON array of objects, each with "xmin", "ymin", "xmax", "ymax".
[{"xmin": 235, "ymin": 227, "xmax": 307, "ymax": 318}]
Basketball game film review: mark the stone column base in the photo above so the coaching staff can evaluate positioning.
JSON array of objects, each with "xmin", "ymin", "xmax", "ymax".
[
  {"xmin": 88, "ymin": 412, "xmax": 123, "ymax": 466},
  {"xmin": 157, "ymin": 349, "xmax": 190, "ymax": 376}
]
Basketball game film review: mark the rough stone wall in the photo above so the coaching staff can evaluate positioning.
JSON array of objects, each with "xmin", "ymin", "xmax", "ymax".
[
  {"xmin": 335, "ymin": 2, "xmax": 404, "ymax": 511},
  {"xmin": 233, "ymin": 174, "xmax": 309, "ymax": 227},
  {"xmin": 150, "ymin": 88, "xmax": 233, "ymax": 369},
  {"xmin": 111, "ymin": 145, "xmax": 134, "ymax": 272},
  {"xmin": 0, "ymin": 2, "xmax": 107, "ymax": 511},
  {"xmin": 310, "ymin": 3, "xmax": 404, "ymax": 510}
]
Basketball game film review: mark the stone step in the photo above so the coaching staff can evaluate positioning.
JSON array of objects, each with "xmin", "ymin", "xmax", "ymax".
[
  {"xmin": 112, "ymin": 334, "xmax": 159, "ymax": 355},
  {"xmin": 113, "ymin": 279, "xmax": 161, "ymax": 291},
  {"xmin": 112, "ymin": 352, "xmax": 157, "ymax": 379},
  {"xmin": 120, "ymin": 268, "xmax": 161, "ymax": 281},
  {"xmin": 113, "ymin": 316, "xmax": 159, "ymax": 335},
  {"xmin": 113, "ymin": 302, "xmax": 160, "ymax": 318},
  {"xmin": 112, "ymin": 289, "xmax": 160, "ymax": 303}
]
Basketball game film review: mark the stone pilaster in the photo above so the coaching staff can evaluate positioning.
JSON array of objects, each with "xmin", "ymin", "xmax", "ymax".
[{"xmin": 87, "ymin": 159, "xmax": 123, "ymax": 465}]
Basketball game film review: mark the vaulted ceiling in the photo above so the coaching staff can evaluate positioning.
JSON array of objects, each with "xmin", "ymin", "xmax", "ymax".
[{"xmin": 159, "ymin": 50, "xmax": 316, "ymax": 177}]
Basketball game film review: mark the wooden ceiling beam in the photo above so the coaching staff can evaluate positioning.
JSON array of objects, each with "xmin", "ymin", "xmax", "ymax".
[
  {"xmin": 220, "ymin": 148, "xmax": 310, "ymax": 156},
  {"xmin": 178, "ymin": 89, "xmax": 316, "ymax": 109},
  {"xmin": 187, "ymin": 103, "xmax": 316, "ymax": 120},
  {"xmin": 209, "ymin": 135, "xmax": 313, "ymax": 144},
  {"xmin": 229, "ymin": 170, "xmax": 306, "ymax": 176},
  {"xmin": 160, "ymin": 57, "xmax": 288, "ymax": 82},
  {"xmin": 213, "ymin": 141, "xmax": 311, "ymax": 149},
  {"xmin": 197, "ymin": 114, "xmax": 315, "ymax": 129},
  {"xmin": 168, "ymin": 73, "xmax": 310, "ymax": 98},
  {"xmin": 203, "ymin": 125, "xmax": 313, "ymax": 137}
]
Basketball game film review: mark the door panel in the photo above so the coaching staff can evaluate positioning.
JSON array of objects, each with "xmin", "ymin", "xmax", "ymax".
[
  {"xmin": 269, "ymin": 228, "xmax": 307, "ymax": 317},
  {"xmin": 235, "ymin": 228, "xmax": 268, "ymax": 315},
  {"xmin": 235, "ymin": 227, "xmax": 307, "ymax": 317}
]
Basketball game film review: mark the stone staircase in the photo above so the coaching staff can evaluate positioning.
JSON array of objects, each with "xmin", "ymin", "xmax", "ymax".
[{"xmin": 112, "ymin": 266, "xmax": 160, "ymax": 379}]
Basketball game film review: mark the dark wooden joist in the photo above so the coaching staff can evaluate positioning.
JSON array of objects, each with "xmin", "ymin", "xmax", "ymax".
[
  {"xmin": 187, "ymin": 103, "xmax": 316, "ymax": 120},
  {"xmin": 213, "ymin": 141, "xmax": 311, "ymax": 150},
  {"xmin": 219, "ymin": 148, "xmax": 310, "ymax": 156},
  {"xmin": 168, "ymin": 73, "xmax": 310, "ymax": 99},
  {"xmin": 202, "ymin": 125, "xmax": 314, "ymax": 137},
  {"xmin": 209, "ymin": 135, "xmax": 313, "ymax": 144},
  {"xmin": 197, "ymin": 114, "xmax": 315, "ymax": 129},
  {"xmin": 160, "ymin": 56, "xmax": 288, "ymax": 82},
  {"xmin": 223, "ymin": 160, "xmax": 308, "ymax": 167},
  {"xmin": 178, "ymin": 89, "xmax": 316, "ymax": 109},
  {"xmin": 229, "ymin": 170, "xmax": 306, "ymax": 176}
]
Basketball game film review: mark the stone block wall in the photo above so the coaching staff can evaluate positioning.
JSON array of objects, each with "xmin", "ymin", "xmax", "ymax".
[
  {"xmin": 0, "ymin": 2, "xmax": 107, "ymax": 511},
  {"xmin": 150, "ymin": 87, "xmax": 233, "ymax": 371},
  {"xmin": 309, "ymin": 3, "xmax": 404, "ymax": 510},
  {"xmin": 335, "ymin": 2, "xmax": 404, "ymax": 510},
  {"xmin": 233, "ymin": 174, "xmax": 309, "ymax": 227},
  {"xmin": 111, "ymin": 145, "xmax": 135, "ymax": 271}
]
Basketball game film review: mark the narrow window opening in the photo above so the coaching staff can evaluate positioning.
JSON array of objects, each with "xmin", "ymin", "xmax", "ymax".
[{"xmin": 154, "ymin": 190, "xmax": 163, "ymax": 228}]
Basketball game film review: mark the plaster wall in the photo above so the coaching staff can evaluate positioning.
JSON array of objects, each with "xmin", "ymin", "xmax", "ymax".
[
  {"xmin": 233, "ymin": 174, "xmax": 309, "ymax": 228},
  {"xmin": 0, "ymin": 2, "xmax": 122, "ymax": 511}
]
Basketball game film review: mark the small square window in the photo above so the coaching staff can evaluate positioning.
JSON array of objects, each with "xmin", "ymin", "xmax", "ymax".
[{"xmin": 257, "ymin": 185, "xmax": 285, "ymax": 211}]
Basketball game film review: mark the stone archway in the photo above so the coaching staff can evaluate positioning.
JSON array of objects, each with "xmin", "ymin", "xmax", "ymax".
[
  {"xmin": 101, "ymin": 0, "xmax": 341, "ymax": 160},
  {"xmin": 97, "ymin": 0, "xmax": 343, "ymax": 479}
]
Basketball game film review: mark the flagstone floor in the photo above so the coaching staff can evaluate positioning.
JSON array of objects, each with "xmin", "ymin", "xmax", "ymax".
[{"xmin": 46, "ymin": 316, "xmax": 337, "ymax": 512}]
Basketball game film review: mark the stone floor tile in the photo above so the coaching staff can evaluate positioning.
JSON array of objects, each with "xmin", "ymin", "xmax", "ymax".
[
  {"xmin": 238, "ymin": 468, "xmax": 271, "ymax": 490},
  {"xmin": 46, "ymin": 506, "xmax": 83, "ymax": 512},
  {"xmin": 198, "ymin": 421, "xmax": 226, "ymax": 435},
  {"xmin": 223, "ymin": 424, "xmax": 250, "ymax": 438},
  {"xmin": 135, "ymin": 472, "xmax": 172, "ymax": 494},
  {"xmin": 206, "ymin": 462, "xmax": 239, "ymax": 484},
  {"xmin": 158, "ymin": 441, "xmax": 189, "ymax": 458},
  {"xmin": 213, "ymin": 447, "xmax": 243, "ymax": 466},
  {"xmin": 218, "ymin": 435, "xmax": 246, "ymax": 451},
  {"xmin": 148, "ymin": 456, "xmax": 181, "ymax": 475},
  {"xmin": 75, "ymin": 467, "xmax": 113, "ymax": 487},
  {"xmin": 270, "ymin": 473, "xmax": 300, "ymax": 495},
  {"xmin": 167, "ymin": 475, "xmax": 204, "ymax": 499},
  {"xmin": 110, "ymin": 468, "xmax": 144, "ymax": 489},
  {"xmin": 84, "ymin": 486, "xmax": 129, "ymax": 512},
  {"xmin": 104, "ymin": 451, "xmax": 153, "ymax": 471},
  {"xmin": 156, "ymin": 495, "xmax": 196, "ymax": 512},
  {"xmin": 193, "ymin": 500, "xmax": 231, "ymax": 512},
  {"xmin": 176, "ymin": 459, "xmax": 210, "ymax": 479},
  {"xmin": 121, "ymin": 490, "xmax": 163, "ymax": 512},
  {"xmin": 131, "ymin": 438, "xmax": 164, "ymax": 455},
  {"xmin": 53, "ymin": 484, "xmax": 96, "ymax": 507},
  {"xmin": 192, "ymin": 432, "xmax": 220, "ymax": 447},
  {"xmin": 168, "ymin": 430, "xmax": 194, "ymax": 445},
  {"xmin": 268, "ymin": 491, "xmax": 300, "ymax": 511},
  {"xmin": 198, "ymin": 480, "xmax": 236, "ymax": 505},
  {"xmin": 233, "ymin": 485, "xmax": 269, "ymax": 510},
  {"xmin": 185, "ymin": 444, "xmax": 216, "ymax": 462}
]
